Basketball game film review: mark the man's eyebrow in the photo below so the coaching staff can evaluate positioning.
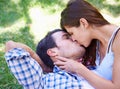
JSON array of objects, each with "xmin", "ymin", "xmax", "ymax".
[
  {"xmin": 62, "ymin": 33, "xmax": 68, "ymax": 37},
  {"xmin": 62, "ymin": 33, "xmax": 70, "ymax": 39}
]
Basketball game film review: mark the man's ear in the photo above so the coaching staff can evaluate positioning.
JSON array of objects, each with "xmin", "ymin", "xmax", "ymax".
[
  {"xmin": 47, "ymin": 48, "xmax": 58, "ymax": 57},
  {"xmin": 79, "ymin": 18, "xmax": 89, "ymax": 29}
]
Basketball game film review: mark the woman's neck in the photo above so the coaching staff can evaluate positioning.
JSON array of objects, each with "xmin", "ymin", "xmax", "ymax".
[
  {"xmin": 93, "ymin": 24, "xmax": 118, "ymax": 46},
  {"xmin": 96, "ymin": 24, "xmax": 118, "ymax": 62}
]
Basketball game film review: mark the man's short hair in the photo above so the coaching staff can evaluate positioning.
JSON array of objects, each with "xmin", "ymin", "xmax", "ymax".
[{"xmin": 36, "ymin": 29, "xmax": 66, "ymax": 69}]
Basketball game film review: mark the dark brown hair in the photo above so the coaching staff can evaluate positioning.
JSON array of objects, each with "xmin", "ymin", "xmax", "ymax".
[
  {"xmin": 60, "ymin": 0, "xmax": 110, "ymax": 66},
  {"xmin": 36, "ymin": 29, "xmax": 65, "ymax": 70},
  {"xmin": 82, "ymin": 39, "xmax": 97, "ymax": 66},
  {"xmin": 61, "ymin": 0, "xmax": 110, "ymax": 28}
]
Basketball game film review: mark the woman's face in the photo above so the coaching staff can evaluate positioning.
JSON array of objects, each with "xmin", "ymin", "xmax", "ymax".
[{"xmin": 65, "ymin": 26, "xmax": 92, "ymax": 48}]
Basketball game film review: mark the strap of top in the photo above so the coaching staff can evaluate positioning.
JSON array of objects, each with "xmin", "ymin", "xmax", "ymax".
[{"xmin": 107, "ymin": 27, "xmax": 120, "ymax": 53}]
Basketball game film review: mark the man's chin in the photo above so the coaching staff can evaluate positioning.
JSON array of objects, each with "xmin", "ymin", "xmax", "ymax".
[{"xmin": 77, "ymin": 58, "xmax": 83, "ymax": 63}]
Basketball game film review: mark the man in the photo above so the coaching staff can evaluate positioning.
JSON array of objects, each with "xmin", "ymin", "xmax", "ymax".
[
  {"xmin": 36, "ymin": 29, "xmax": 85, "ymax": 71},
  {"xmin": 5, "ymin": 29, "xmax": 93, "ymax": 89}
]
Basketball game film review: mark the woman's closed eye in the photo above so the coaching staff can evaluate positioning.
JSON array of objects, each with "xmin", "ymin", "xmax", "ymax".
[
  {"xmin": 69, "ymin": 32, "xmax": 73, "ymax": 36},
  {"xmin": 66, "ymin": 34, "xmax": 71, "ymax": 39}
]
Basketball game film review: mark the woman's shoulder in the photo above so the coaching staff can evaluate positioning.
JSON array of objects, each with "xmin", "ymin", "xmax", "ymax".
[{"xmin": 112, "ymin": 27, "xmax": 120, "ymax": 53}]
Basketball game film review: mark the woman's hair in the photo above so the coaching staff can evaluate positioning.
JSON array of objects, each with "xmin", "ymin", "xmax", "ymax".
[
  {"xmin": 36, "ymin": 29, "xmax": 65, "ymax": 70},
  {"xmin": 60, "ymin": 0, "xmax": 110, "ymax": 66},
  {"xmin": 82, "ymin": 39, "xmax": 97, "ymax": 66},
  {"xmin": 61, "ymin": 0, "xmax": 110, "ymax": 29}
]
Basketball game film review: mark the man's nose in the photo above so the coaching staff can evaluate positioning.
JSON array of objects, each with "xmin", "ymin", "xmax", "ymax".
[{"xmin": 70, "ymin": 36, "xmax": 76, "ymax": 42}]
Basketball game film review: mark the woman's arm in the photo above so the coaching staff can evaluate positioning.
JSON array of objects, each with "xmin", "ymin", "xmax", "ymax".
[
  {"xmin": 55, "ymin": 39, "xmax": 120, "ymax": 89},
  {"xmin": 111, "ymin": 30, "xmax": 120, "ymax": 88},
  {"xmin": 54, "ymin": 56, "xmax": 116, "ymax": 89},
  {"xmin": 80, "ymin": 31, "xmax": 120, "ymax": 89}
]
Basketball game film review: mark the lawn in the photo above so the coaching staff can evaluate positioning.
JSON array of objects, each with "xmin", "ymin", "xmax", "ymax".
[{"xmin": 0, "ymin": 0, "xmax": 120, "ymax": 88}]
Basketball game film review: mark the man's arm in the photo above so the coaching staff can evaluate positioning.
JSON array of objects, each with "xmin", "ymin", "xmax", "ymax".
[
  {"xmin": 5, "ymin": 47, "xmax": 43, "ymax": 89},
  {"xmin": 5, "ymin": 40, "xmax": 52, "ymax": 72}
]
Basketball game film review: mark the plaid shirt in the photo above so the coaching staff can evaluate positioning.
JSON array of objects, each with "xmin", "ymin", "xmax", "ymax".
[{"xmin": 5, "ymin": 48, "xmax": 93, "ymax": 89}]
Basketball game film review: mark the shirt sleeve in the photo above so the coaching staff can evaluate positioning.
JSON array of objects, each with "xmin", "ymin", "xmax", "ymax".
[{"xmin": 4, "ymin": 48, "xmax": 43, "ymax": 89}]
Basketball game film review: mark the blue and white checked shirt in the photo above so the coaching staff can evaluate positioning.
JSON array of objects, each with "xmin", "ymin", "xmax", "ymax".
[{"xmin": 5, "ymin": 48, "xmax": 93, "ymax": 89}]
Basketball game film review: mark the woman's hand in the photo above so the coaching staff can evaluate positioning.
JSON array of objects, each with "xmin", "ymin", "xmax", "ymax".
[{"xmin": 54, "ymin": 56, "xmax": 82, "ymax": 73}]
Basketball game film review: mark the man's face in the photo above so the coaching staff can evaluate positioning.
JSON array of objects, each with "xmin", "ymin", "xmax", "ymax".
[{"xmin": 52, "ymin": 31, "xmax": 86, "ymax": 60}]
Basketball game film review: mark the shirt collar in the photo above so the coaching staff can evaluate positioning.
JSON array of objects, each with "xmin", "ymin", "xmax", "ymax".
[
  {"xmin": 53, "ymin": 65, "xmax": 64, "ymax": 72},
  {"xmin": 53, "ymin": 65, "xmax": 84, "ymax": 81}
]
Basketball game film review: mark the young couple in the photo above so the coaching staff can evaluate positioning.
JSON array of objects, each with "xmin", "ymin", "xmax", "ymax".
[{"xmin": 5, "ymin": 0, "xmax": 120, "ymax": 89}]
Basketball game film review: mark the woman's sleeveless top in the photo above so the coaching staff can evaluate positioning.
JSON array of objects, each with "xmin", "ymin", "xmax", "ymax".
[{"xmin": 94, "ymin": 27, "xmax": 120, "ymax": 80}]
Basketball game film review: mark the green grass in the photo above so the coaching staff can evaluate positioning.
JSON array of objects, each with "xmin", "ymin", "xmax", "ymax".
[
  {"xmin": 0, "ymin": 26, "xmax": 36, "ymax": 88},
  {"xmin": 0, "ymin": 0, "xmax": 67, "ymax": 88},
  {"xmin": 87, "ymin": 0, "xmax": 120, "ymax": 17},
  {"xmin": 0, "ymin": 51, "xmax": 23, "ymax": 89},
  {"xmin": 0, "ymin": 0, "xmax": 120, "ymax": 88}
]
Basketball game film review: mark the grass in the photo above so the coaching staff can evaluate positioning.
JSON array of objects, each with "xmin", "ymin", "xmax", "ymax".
[
  {"xmin": 0, "ymin": 0, "xmax": 120, "ymax": 88},
  {"xmin": 0, "ymin": 26, "xmax": 36, "ymax": 88}
]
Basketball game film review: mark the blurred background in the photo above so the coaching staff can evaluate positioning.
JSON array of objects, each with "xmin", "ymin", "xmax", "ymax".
[{"xmin": 0, "ymin": 0, "xmax": 120, "ymax": 88}]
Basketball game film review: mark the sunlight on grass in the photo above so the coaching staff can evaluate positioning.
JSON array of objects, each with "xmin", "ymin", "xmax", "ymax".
[
  {"xmin": 0, "ymin": 19, "xmax": 26, "ymax": 52},
  {"xmin": 105, "ymin": 0, "xmax": 120, "ymax": 5},
  {"xmin": 11, "ymin": 0, "xmax": 20, "ymax": 4},
  {"xmin": 0, "ymin": 44, "xmax": 5, "ymax": 52},
  {"xmin": 100, "ymin": 9, "xmax": 120, "ymax": 25},
  {"xmin": 102, "ymin": 13, "xmax": 120, "ymax": 25},
  {"xmin": 0, "ymin": 19, "xmax": 26, "ymax": 31},
  {"xmin": 29, "ymin": 6, "xmax": 61, "ymax": 43}
]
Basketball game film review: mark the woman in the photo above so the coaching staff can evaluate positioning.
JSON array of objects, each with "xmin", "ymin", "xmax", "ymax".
[{"xmin": 54, "ymin": 0, "xmax": 120, "ymax": 89}]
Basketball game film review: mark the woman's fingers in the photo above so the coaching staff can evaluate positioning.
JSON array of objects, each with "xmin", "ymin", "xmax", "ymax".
[
  {"xmin": 59, "ymin": 66, "xmax": 66, "ymax": 70},
  {"xmin": 55, "ymin": 56, "xmax": 69, "ymax": 62},
  {"xmin": 54, "ymin": 60, "xmax": 64, "ymax": 66},
  {"xmin": 54, "ymin": 61, "xmax": 65, "ymax": 70},
  {"xmin": 54, "ymin": 56, "xmax": 69, "ymax": 66}
]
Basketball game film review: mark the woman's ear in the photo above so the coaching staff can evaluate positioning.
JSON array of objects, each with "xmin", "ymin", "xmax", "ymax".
[
  {"xmin": 47, "ymin": 48, "xmax": 58, "ymax": 57},
  {"xmin": 79, "ymin": 18, "xmax": 89, "ymax": 29}
]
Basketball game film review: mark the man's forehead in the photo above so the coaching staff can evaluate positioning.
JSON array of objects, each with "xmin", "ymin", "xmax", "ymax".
[
  {"xmin": 52, "ymin": 31, "xmax": 67, "ymax": 43},
  {"xmin": 52, "ymin": 31, "xmax": 66, "ymax": 38}
]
